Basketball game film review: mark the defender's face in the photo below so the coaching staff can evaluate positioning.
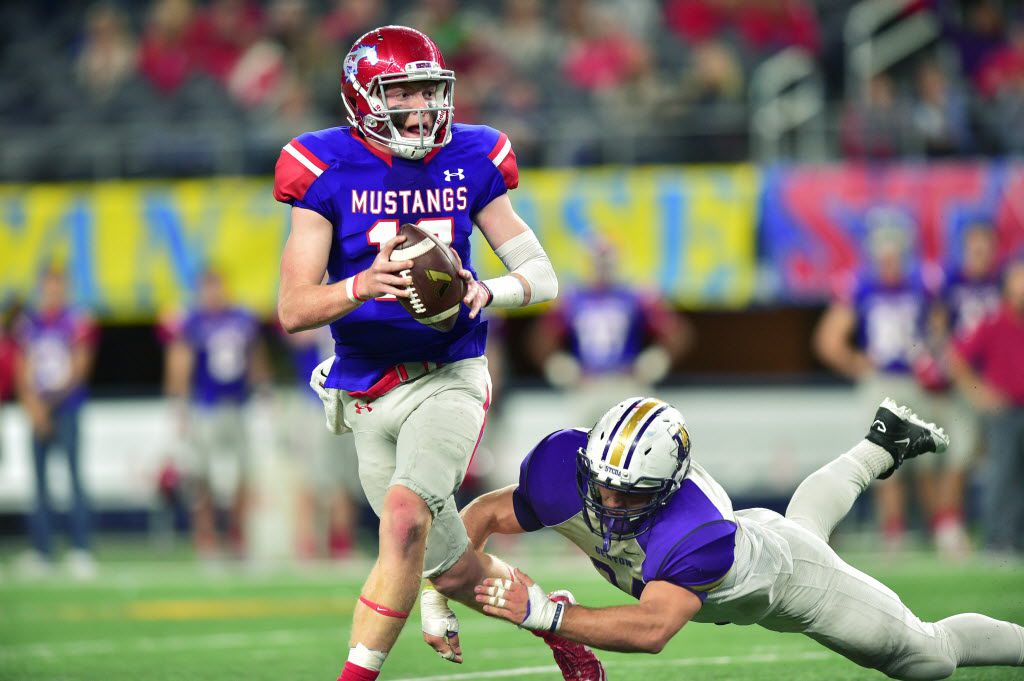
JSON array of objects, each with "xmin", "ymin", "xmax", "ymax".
[
  {"xmin": 385, "ymin": 81, "xmax": 439, "ymax": 138},
  {"xmin": 597, "ymin": 486, "xmax": 655, "ymax": 511},
  {"xmin": 39, "ymin": 272, "xmax": 67, "ymax": 313}
]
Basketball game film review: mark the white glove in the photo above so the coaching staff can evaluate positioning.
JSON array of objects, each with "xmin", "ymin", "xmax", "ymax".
[
  {"xmin": 633, "ymin": 346, "xmax": 671, "ymax": 384},
  {"xmin": 420, "ymin": 589, "xmax": 461, "ymax": 661},
  {"xmin": 308, "ymin": 356, "xmax": 350, "ymax": 435},
  {"xmin": 543, "ymin": 352, "xmax": 582, "ymax": 389}
]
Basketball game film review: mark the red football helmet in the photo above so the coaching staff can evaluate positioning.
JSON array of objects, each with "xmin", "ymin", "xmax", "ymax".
[{"xmin": 341, "ymin": 25, "xmax": 455, "ymax": 160}]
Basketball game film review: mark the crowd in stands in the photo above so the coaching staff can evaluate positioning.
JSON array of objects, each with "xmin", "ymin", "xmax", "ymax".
[{"xmin": 2, "ymin": 0, "xmax": 1024, "ymax": 178}]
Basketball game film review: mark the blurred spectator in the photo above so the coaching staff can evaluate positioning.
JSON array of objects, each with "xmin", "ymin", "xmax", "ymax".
[
  {"xmin": 919, "ymin": 222, "xmax": 1002, "ymax": 558},
  {"xmin": 976, "ymin": 21, "xmax": 1024, "ymax": 99},
  {"xmin": 813, "ymin": 208, "xmax": 935, "ymax": 550},
  {"xmin": 14, "ymin": 269, "xmax": 98, "ymax": 579},
  {"xmin": 841, "ymin": 73, "xmax": 915, "ymax": 159},
  {"xmin": 561, "ymin": 0, "xmax": 648, "ymax": 93},
  {"xmin": 190, "ymin": 0, "xmax": 265, "ymax": 84},
  {"xmin": 483, "ymin": 0, "xmax": 558, "ymax": 75},
  {"xmin": 664, "ymin": 0, "xmax": 819, "ymax": 56},
  {"xmin": 398, "ymin": 0, "xmax": 470, "ymax": 59},
  {"xmin": 139, "ymin": 0, "xmax": 199, "ymax": 94},
  {"xmin": 943, "ymin": 0, "xmax": 1008, "ymax": 91},
  {"xmin": 911, "ymin": 60, "xmax": 973, "ymax": 157},
  {"xmin": 733, "ymin": 0, "xmax": 820, "ymax": 57},
  {"xmin": 280, "ymin": 325, "xmax": 360, "ymax": 560},
  {"xmin": 162, "ymin": 270, "xmax": 271, "ymax": 561},
  {"xmin": 74, "ymin": 3, "xmax": 137, "ymax": 102},
  {"xmin": 529, "ymin": 239, "xmax": 693, "ymax": 424},
  {"xmin": 948, "ymin": 257, "xmax": 1024, "ymax": 555},
  {"xmin": 323, "ymin": 0, "xmax": 387, "ymax": 46}
]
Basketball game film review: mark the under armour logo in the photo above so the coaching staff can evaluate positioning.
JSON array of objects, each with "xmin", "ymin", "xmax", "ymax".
[
  {"xmin": 354, "ymin": 402, "xmax": 373, "ymax": 414},
  {"xmin": 443, "ymin": 168, "xmax": 464, "ymax": 181}
]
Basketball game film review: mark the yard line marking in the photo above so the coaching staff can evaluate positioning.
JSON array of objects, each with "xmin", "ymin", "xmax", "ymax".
[{"xmin": 391, "ymin": 650, "xmax": 836, "ymax": 680}]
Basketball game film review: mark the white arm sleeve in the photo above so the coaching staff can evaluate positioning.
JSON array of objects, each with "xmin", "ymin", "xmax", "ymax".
[{"xmin": 481, "ymin": 229, "xmax": 558, "ymax": 307}]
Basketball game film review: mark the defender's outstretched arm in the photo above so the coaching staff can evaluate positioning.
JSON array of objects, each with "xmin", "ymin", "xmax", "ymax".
[{"xmin": 477, "ymin": 573, "xmax": 701, "ymax": 654}]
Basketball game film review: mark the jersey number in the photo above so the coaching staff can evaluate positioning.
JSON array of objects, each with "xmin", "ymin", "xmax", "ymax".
[
  {"xmin": 366, "ymin": 218, "xmax": 455, "ymax": 301},
  {"xmin": 590, "ymin": 558, "xmax": 646, "ymax": 599}
]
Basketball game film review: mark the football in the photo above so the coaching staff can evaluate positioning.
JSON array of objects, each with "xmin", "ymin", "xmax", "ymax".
[{"xmin": 390, "ymin": 223, "xmax": 465, "ymax": 332}]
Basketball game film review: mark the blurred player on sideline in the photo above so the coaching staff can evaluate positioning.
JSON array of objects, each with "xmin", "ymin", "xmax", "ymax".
[
  {"xmin": 948, "ymin": 257, "xmax": 1024, "ymax": 555},
  {"xmin": 814, "ymin": 208, "xmax": 935, "ymax": 549},
  {"xmin": 162, "ymin": 270, "xmax": 271, "ymax": 560},
  {"xmin": 14, "ymin": 269, "xmax": 98, "ymax": 579},
  {"xmin": 274, "ymin": 26, "xmax": 576, "ymax": 681},
  {"xmin": 920, "ymin": 222, "xmax": 1003, "ymax": 557},
  {"xmin": 465, "ymin": 396, "xmax": 1024, "ymax": 680},
  {"xmin": 530, "ymin": 239, "xmax": 692, "ymax": 422},
  {"xmin": 280, "ymin": 325, "xmax": 362, "ymax": 560}
]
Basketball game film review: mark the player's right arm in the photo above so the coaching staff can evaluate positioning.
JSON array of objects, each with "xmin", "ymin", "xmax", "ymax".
[
  {"xmin": 276, "ymin": 207, "xmax": 414, "ymax": 333},
  {"xmin": 460, "ymin": 484, "xmax": 526, "ymax": 552}
]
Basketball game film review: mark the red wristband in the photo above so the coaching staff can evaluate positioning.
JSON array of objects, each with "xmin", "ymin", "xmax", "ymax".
[{"xmin": 352, "ymin": 272, "xmax": 368, "ymax": 302}]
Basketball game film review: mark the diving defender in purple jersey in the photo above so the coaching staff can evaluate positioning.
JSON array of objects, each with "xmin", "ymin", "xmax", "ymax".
[
  {"xmin": 274, "ymin": 25, "xmax": 575, "ymax": 681},
  {"xmin": 462, "ymin": 397, "xmax": 1024, "ymax": 680}
]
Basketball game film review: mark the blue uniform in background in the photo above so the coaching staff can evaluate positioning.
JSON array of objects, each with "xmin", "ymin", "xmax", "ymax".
[
  {"xmin": 938, "ymin": 270, "xmax": 1001, "ymax": 339},
  {"xmin": 848, "ymin": 270, "xmax": 931, "ymax": 374},
  {"xmin": 273, "ymin": 124, "xmax": 519, "ymax": 391},
  {"xmin": 179, "ymin": 308, "xmax": 261, "ymax": 406},
  {"xmin": 551, "ymin": 287, "xmax": 655, "ymax": 376}
]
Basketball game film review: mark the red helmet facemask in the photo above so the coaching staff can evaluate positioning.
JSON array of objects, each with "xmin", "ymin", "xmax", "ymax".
[{"xmin": 341, "ymin": 25, "xmax": 455, "ymax": 160}]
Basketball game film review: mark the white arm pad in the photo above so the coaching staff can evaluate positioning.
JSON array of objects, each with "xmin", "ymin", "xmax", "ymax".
[{"xmin": 482, "ymin": 229, "xmax": 558, "ymax": 307}]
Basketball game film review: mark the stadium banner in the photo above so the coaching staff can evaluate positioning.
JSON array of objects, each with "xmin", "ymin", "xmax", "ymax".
[
  {"xmin": 0, "ymin": 167, "xmax": 761, "ymax": 320},
  {"xmin": 760, "ymin": 162, "xmax": 1024, "ymax": 300},
  {"xmin": 476, "ymin": 165, "xmax": 761, "ymax": 309}
]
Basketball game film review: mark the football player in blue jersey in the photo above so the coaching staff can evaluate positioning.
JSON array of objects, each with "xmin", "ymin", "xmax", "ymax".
[
  {"xmin": 274, "ymin": 25, "xmax": 581, "ymax": 681},
  {"xmin": 463, "ymin": 396, "xmax": 1024, "ymax": 680}
]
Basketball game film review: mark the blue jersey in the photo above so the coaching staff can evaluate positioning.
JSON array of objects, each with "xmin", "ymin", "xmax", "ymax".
[
  {"xmin": 180, "ymin": 308, "xmax": 260, "ymax": 406},
  {"xmin": 273, "ymin": 124, "xmax": 519, "ymax": 392},
  {"xmin": 17, "ymin": 308, "xmax": 96, "ymax": 408},
  {"xmin": 939, "ymin": 269, "xmax": 1001, "ymax": 338},
  {"xmin": 552, "ymin": 286, "xmax": 653, "ymax": 374},
  {"xmin": 512, "ymin": 429, "xmax": 737, "ymax": 601},
  {"xmin": 846, "ymin": 270, "xmax": 930, "ymax": 374}
]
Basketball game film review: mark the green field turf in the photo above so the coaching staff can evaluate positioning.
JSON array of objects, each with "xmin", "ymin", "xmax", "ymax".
[{"xmin": 1, "ymin": 546, "xmax": 1022, "ymax": 681}]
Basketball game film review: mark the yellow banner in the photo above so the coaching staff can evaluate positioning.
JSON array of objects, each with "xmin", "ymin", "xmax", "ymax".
[{"xmin": 0, "ymin": 167, "xmax": 759, "ymax": 321}]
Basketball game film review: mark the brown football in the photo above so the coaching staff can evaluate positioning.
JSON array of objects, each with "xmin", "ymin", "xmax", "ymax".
[{"xmin": 390, "ymin": 223, "xmax": 465, "ymax": 332}]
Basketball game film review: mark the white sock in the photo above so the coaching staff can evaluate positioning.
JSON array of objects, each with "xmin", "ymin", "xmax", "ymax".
[
  {"xmin": 348, "ymin": 642, "xmax": 387, "ymax": 671},
  {"xmin": 786, "ymin": 440, "xmax": 893, "ymax": 542},
  {"xmin": 939, "ymin": 614, "xmax": 1024, "ymax": 668}
]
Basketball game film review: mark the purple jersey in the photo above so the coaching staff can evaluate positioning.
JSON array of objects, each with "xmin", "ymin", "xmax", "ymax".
[
  {"xmin": 940, "ymin": 270, "xmax": 1001, "ymax": 338},
  {"xmin": 847, "ymin": 270, "xmax": 930, "ymax": 373},
  {"xmin": 273, "ymin": 124, "xmax": 519, "ymax": 392},
  {"xmin": 17, "ymin": 309, "xmax": 95, "ymax": 406},
  {"xmin": 512, "ymin": 429, "xmax": 737, "ymax": 600},
  {"xmin": 180, "ymin": 308, "xmax": 260, "ymax": 406},
  {"xmin": 552, "ymin": 287, "xmax": 650, "ymax": 374}
]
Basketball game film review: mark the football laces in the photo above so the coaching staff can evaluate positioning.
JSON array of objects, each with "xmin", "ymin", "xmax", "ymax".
[{"xmin": 402, "ymin": 268, "xmax": 427, "ymax": 314}]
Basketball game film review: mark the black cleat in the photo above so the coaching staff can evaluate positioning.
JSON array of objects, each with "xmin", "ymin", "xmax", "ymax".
[{"xmin": 866, "ymin": 398, "xmax": 950, "ymax": 479}]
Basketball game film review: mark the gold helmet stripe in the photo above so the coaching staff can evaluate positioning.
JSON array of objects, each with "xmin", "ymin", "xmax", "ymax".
[{"xmin": 607, "ymin": 398, "xmax": 662, "ymax": 467}]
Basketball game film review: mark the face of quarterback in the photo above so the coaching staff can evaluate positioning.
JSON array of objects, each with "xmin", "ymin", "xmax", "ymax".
[{"xmin": 384, "ymin": 81, "xmax": 439, "ymax": 140}]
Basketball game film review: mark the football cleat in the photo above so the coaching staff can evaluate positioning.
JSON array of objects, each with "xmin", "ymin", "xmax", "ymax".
[
  {"xmin": 532, "ymin": 591, "xmax": 607, "ymax": 681},
  {"xmin": 866, "ymin": 397, "xmax": 949, "ymax": 480}
]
